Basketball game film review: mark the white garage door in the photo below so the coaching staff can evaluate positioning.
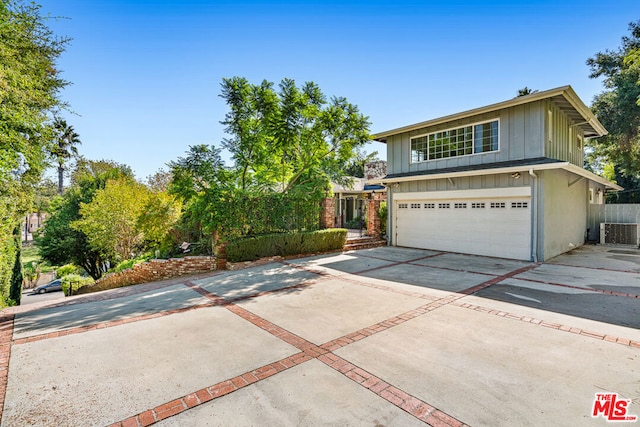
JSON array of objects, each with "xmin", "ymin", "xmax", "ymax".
[{"xmin": 395, "ymin": 189, "xmax": 531, "ymax": 260}]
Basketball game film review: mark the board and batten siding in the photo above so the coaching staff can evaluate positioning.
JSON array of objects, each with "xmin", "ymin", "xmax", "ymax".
[
  {"xmin": 544, "ymin": 100, "xmax": 585, "ymax": 167},
  {"xmin": 386, "ymin": 101, "xmax": 546, "ymax": 175},
  {"xmin": 386, "ymin": 98, "xmax": 588, "ymax": 175}
]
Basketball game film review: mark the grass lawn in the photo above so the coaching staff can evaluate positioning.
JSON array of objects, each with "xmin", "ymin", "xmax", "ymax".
[{"xmin": 21, "ymin": 244, "xmax": 57, "ymax": 274}]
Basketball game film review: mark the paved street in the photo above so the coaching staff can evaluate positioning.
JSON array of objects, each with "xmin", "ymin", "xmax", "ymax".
[{"xmin": 0, "ymin": 245, "xmax": 638, "ymax": 426}]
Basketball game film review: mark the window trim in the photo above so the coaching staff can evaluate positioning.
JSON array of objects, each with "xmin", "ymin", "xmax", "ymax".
[{"xmin": 409, "ymin": 118, "xmax": 500, "ymax": 164}]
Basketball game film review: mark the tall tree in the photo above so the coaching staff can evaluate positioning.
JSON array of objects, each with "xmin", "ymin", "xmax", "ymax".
[
  {"xmin": 343, "ymin": 149, "xmax": 380, "ymax": 178},
  {"xmin": 9, "ymin": 227, "xmax": 22, "ymax": 305},
  {"xmin": 73, "ymin": 177, "xmax": 151, "ymax": 262},
  {"xmin": 587, "ymin": 21, "xmax": 640, "ymax": 201},
  {"xmin": 0, "ymin": 0, "xmax": 69, "ymax": 306},
  {"xmin": 220, "ymin": 78, "xmax": 278, "ymax": 191},
  {"xmin": 37, "ymin": 160, "xmax": 134, "ymax": 279},
  {"xmin": 52, "ymin": 117, "xmax": 81, "ymax": 194},
  {"xmin": 219, "ymin": 77, "xmax": 371, "ymax": 196}
]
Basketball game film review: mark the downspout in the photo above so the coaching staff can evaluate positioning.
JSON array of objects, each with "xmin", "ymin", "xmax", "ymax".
[
  {"xmin": 387, "ymin": 185, "xmax": 393, "ymax": 246},
  {"xmin": 529, "ymin": 169, "xmax": 538, "ymax": 262}
]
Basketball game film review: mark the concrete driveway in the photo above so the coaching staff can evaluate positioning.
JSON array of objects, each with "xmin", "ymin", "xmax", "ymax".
[{"xmin": 0, "ymin": 245, "xmax": 638, "ymax": 426}]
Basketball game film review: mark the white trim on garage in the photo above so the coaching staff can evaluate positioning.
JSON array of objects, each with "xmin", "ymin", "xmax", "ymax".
[
  {"xmin": 394, "ymin": 188, "xmax": 532, "ymax": 260},
  {"xmin": 394, "ymin": 187, "xmax": 531, "ymax": 201}
]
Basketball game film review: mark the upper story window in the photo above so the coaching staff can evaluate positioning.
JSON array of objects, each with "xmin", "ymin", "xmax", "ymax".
[{"xmin": 410, "ymin": 120, "xmax": 499, "ymax": 163}]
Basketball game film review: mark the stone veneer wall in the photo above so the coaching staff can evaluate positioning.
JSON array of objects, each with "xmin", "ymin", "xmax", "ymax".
[
  {"xmin": 76, "ymin": 256, "xmax": 216, "ymax": 294},
  {"xmin": 364, "ymin": 161, "xmax": 387, "ymax": 180}
]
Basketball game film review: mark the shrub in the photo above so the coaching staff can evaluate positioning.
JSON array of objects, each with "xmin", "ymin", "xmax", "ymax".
[
  {"xmin": 61, "ymin": 274, "xmax": 94, "ymax": 296},
  {"xmin": 56, "ymin": 264, "xmax": 80, "ymax": 278},
  {"xmin": 23, "ymin": 261, "xmax": 41, "ymax": 288},
  {"xmin": 345, "ymin": 217, "xmax": 366, "ymax": 229},
  {"xmin": 112, "ymin": 254, "xmax": 151, "ymax": 273},
  {"xmin": 226, "ymin": 229, "xmax": 348, "ymax": 262},
  {"xmin": 378, "ymin": 201, "xmax": 387, "ymax": 236}
]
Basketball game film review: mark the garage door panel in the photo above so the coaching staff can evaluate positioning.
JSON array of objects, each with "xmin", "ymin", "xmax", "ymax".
[{"xmin": 396, "ymin": 197, "xmax": 531, "ymax": 261}]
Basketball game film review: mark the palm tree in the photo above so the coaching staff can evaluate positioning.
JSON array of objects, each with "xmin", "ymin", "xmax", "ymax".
[
  {"xmin": 516, "ymin": 87, "xmax": 538, "ymax": 97},
  {"xmin": 52, "ymin": 117, "xmax": 81, "ymax": 194}
]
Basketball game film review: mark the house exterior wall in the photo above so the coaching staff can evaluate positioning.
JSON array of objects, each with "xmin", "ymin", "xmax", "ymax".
[
  {"xmin": 385, "ymin": 98, "xmax": 587, "ymax": 176},
  {"xmin": 386, "ymin": 101, "xmax": 546, "ymax": 175},
  {"xmin": 380, "ymin": 88, "xmax": 610, "ymax": 260},
  {"xmin": 544, "ymin": 100, "xmax": 585, "ymax": 167},
  {"xmin": 538, "ymin": 169, "xmax": 588, "ymax": 260}
]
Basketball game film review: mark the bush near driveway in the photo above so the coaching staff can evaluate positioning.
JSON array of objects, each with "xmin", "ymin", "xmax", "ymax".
[
  {"xmin": 61, "ymin": 274, "xmax": 94, "ymax": 296},
  {"xmin": 226, "ymin": 229, "xmax": 348, "ymax": 262}
]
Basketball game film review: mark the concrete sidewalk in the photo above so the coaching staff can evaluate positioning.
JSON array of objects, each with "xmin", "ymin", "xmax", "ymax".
[{"xmin": 1, "ymin": 246, "xmax": 638, "ymax": 426}]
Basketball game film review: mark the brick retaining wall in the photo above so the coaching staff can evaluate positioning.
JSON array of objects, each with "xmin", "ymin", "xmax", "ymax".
[{"xmin": 76, "ymin": 256, "xmax": 217, "ymax": 294}]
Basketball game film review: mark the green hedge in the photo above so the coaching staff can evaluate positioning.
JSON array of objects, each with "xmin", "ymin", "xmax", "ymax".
[
  {"xmin": 226, "ymin": 229, "xmax": 348, "ymax": 262},
  {"xmin": 61, "ymin": 274, "xmax": 95, "ymax": 296}
]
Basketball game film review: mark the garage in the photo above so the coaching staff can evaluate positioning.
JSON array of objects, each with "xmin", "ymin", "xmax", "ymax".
[{"xmin": 394, "ymin": 188, "xmax": 532, "ymax": 261}]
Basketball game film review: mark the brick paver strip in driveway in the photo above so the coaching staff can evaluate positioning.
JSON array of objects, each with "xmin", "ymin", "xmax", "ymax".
[
  {"xmin": 1, "ymin": 246, "xmax": 639, "ymax": 426},
  {"xmin": 235, "ymin": 278, "xmax": 433, "ymax": 344},
  {"xmin": 3, "ymin": 307, "xmax": 299, "ymax": 426},
  {"xmin": 154, "ymin": 360, "xmax": 427, "ymax": 427},
  {"xmin": 335, "ymin": 303, "xmax": 640, "ymax": 427}
]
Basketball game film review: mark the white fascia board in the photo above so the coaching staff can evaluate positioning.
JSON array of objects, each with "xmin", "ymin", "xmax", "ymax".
[
  {"xmin": 563, "ymin": 163, "xmax": 623, "ymax": 190},
  {"xmin": 394, "ymin": 187, "xmax": 531, "ymax": 201},
  {"xmin": 369, "ymin": 161, "xmax": 622, "ymax": 191},
  {"xmin": 367, "ymin": 162, "xmax": 568, "ymax": 185}
]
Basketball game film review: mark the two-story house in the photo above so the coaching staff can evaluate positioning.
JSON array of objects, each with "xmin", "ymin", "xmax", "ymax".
[{"xmin": 370, "ymin": 86, "xmax": 621, "ymax": 262}]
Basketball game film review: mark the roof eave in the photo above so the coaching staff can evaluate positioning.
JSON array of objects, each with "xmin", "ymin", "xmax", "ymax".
[
  {"xmin": 373, "ymin": 85, "xmax": 607, "ymax": 142},
  {"xmin": 369, "ymin": 162, "xmax": 622, "ymax": 190}
]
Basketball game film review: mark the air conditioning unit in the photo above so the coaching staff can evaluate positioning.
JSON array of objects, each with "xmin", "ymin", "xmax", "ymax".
[{"xmin": 600, "ymin": 223, "xmax": 640, "ymax": 246}]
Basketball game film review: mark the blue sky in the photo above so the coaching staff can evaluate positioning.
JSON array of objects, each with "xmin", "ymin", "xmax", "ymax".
[{"xmin": 41, "ymin": 0, "xmax": 640, "ymax": 180}]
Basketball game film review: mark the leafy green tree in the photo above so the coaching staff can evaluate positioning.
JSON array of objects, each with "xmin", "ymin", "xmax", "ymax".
[
  {"xmin": 168, "ymin": 145, "xmax": 235, "ymax": 250},
  {"xmin": 73, "ymin": 177, "xmax": 151, "ymax": 262},
  {"xmin": 51, "ymin": 117, "xmax": 81, "ymax": 194},
  {"xmin": 220, "ymin": 78, "xmax": 278, "ymax": 191},
  {"xmin": 587, "ymin": 21, "xmax": 640, "ymax": 201},
  {"xmin": 0, "ymin": 0, "xmax": 69, "ymax": 305},
  {"xmin": 146, "ymin": 168, "xmax": 173, "ymax": 192},
  {"xmin": 168, "ymin": 145, "xmax": 232, "ymax": 201},
  {"xmin": 343, "ymin": 149, "xmax": 379, "ymax": 178},
  {"xmin": 37, "ymin": 160, "xmax": 133, "ymax": 279},
  {"xmin": 219, "ymin": 77, "xmax": 371, "ymax": 196},
  {"xmin": 137, "ymin": 191, "xmax": 182, "ymax": 255}
]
